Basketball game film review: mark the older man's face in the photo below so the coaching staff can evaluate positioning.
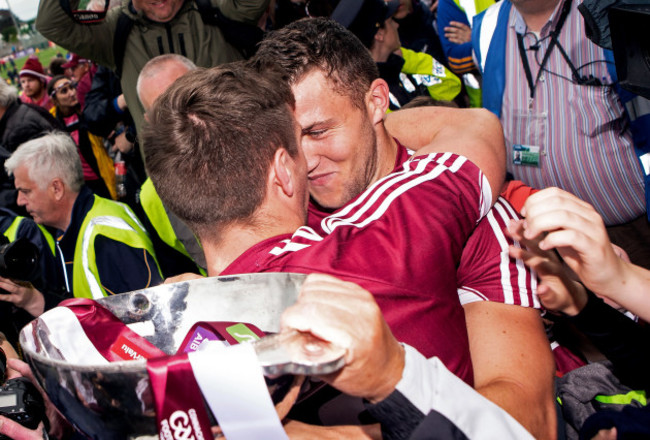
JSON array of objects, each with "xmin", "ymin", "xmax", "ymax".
[
  {"xmin": 14, "ymin": 165, "xmax": 58, "ymax": 228},
  {"xmin": 132, "ymin": 0, "xmax": 184, "ymax": 23}
]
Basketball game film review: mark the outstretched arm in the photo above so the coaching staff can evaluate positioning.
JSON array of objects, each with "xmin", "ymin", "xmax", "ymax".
[
  {"xmin": 385, "ymin": 106, "xmax": 506, "ymax": 208},
  {"xmin": 35, "ymin": 0, "xmax": 117, "ymax": 69},
  {"xmin": 457, "ymin": 199, "xmax": 556, "ymax": 439},
  {"xmin": 517, "ymin": 187, "xmax": 650, "ymax": 322},
  {"xmin": 464, "ymin": 301, "xmax": 557, "ymax": 439}
]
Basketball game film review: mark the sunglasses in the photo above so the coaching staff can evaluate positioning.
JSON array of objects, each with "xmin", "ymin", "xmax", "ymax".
[{"xmin": 50, "ymin": 82, "xmax": 76, "ymax": 97}]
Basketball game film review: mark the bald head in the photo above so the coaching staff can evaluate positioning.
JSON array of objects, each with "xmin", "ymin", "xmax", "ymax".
[{"xmin": 137, "ymin": 55, "xmax": 197, "ymax": 112}]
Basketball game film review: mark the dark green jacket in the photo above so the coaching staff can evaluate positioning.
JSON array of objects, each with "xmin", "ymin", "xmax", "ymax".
[{"xmin": 36, "ymin": 0, "xmax": 269, "ymax": 148}]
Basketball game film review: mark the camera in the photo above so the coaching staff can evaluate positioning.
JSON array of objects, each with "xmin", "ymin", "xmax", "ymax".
[
  {"xmin": 0, "ymin": 235, "xmax": 42, "ymax": 350},
  {"xmin": 0, "ymin": 236, "xmax": 39, "ymax": 283},
  {"xmin": 0, "ymin": 348, "xmax": 47, "ymax": 439}
]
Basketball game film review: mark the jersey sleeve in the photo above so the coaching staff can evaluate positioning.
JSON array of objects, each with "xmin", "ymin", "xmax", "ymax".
[
  {"xmin": 318, "ymin": 152, "xmax": 490, "ymax": 238},
  {"xmin": 457, "ymin": 197, "xmax": 540, "ymax": 308}
]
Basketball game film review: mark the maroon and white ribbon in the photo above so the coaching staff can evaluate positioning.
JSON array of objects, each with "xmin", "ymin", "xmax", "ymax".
[
  {"xmin": 147, "ymin": 353, "xmax": 213, "ymax": 440},
  {"xmin": 58, "ymin": 298, "xmax": 164, "ymax": 361},
  {"xmin": 46, "ymin": 300, "xmax": 288, "ymax": 439}
]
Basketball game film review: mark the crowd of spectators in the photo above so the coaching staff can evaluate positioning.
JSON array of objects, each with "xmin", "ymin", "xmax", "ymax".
[{"xmin": 0, "ymin": 0, "xmax": 647, "ymax": 439}]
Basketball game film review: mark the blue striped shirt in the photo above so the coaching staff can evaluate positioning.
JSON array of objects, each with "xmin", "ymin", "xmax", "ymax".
[{"xmin": 500, "ymin": 0, "xmax": 645, "ymax": 225}]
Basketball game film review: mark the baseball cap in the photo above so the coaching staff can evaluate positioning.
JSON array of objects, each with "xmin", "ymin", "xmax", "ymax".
[
  {"xmin": 331, "ymin": 0, "xmax": 400, "ymax": 48},
  {"xmin": 61, "ymin": 53, "xmax": 90, "ymax": 69}
]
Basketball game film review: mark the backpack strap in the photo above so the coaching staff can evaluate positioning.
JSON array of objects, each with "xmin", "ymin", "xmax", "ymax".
[{"xmin": 113, "ymin": 11, "xmax": 135, "ymax": 78}]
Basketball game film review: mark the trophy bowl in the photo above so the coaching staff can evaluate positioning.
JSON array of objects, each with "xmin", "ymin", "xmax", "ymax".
[{"xmin": 19, "ymin": 273, "xmax": 344, "ymax": 439}]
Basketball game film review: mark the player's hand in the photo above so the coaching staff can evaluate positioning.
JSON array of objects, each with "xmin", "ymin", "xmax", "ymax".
[
  {"xmin": 507, "ymin": 219, "xmax": 587, "ymax": 316},
  {"xmin": 0, "ymin": 277, "xmax": 45, "ymax": 317},
  {"xmin": 280, "ymin": 274, "xmax": 404, "ymax": 403},
  {"xmin": 444, "ymin": 21, "xmax": 472, "ymax": 44},
  {"xmin": 518, "ymin": 188, "xmax": 624, "ymax": 298}
]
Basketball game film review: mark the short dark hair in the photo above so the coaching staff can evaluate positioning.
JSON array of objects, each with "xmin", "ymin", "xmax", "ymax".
[
  {"xmin": 251, "ymin": 17, "xmax": 378, "ymax": 109},
  {"xmin": 142, "ymin": 62, "xmax": 298, "ymax": 240}
]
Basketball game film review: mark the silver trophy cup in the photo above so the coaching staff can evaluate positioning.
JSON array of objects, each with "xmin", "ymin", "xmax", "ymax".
[{"xmin": 19, "ymin": 273, "xmax": 345, "ymax": 439}]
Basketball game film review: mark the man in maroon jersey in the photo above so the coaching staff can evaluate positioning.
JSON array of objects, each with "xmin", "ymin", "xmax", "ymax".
[
  {"xmin": 143, "ymin": 62, "xmax": 514, "ymax": 434},
  {"xmin": 249, "ymin": 17, "xmax": 555, "ymax": 439}
]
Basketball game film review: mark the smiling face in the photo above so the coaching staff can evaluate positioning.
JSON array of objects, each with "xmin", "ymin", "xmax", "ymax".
[
  {"xmin": 132, "ymin": 0, "xmax": 184, "ymax": 22},
  {"xmin": 291, "ymin": 69, "xmax": 379, "ymax": 210}
]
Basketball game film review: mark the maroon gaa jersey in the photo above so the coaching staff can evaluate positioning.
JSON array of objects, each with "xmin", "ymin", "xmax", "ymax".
[
  {"xmin": 222, "ymin": 153, "xmax": 491, "ymax": 385},
  {"xmin": 309, "ymin": 142, "xmax": 539, "ymax": 309}
]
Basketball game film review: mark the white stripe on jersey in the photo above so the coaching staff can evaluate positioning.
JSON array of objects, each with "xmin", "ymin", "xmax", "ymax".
[
  {"xmin": 292, "ymin": 226, "xmax": 324, "ymax": 242},
  {"xmin": 322, "ymin": 154, "xmax": 470, "ymax": 233},
  {"xmin": 270, "ymin": 239, "xmax": 311, "ymax": 255},
  {"xmin": 485, "ymin": 206, "xmax": 514, "ymax": 305},
  {"xmin": 406, "ymin": 148, "xmax": 492, "ymax": 219},
  {"xmin": 270, "ymin": 227, "xmax": 323, "ymax": 255},
  {"xmin": 321, "ymin": 153, "xmax": 445, "ymax": 232},
  {"xmin": 497, "ymin": 199, "xmax": 540, "ymax": 309},
  {"xmin": 485, "ymin": 199, "xmax": 539, "ymax": 308},
  {"xmin": 458, "ymin": 286, "xmax": 490, "ymax": 305}
]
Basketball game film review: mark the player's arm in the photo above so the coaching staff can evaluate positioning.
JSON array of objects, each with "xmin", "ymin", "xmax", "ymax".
[
  {"xmin": 464, "ymin": 302, "xmax": 556, "ymax": 439},
  {"xmin": 282, "ymin": 275, "xmax": 533, "ymax": 439},
  {"xmin": 384, "ymin": 107, "xmax": 506, "ymax": 203},
  {"xmin": 457, "ymin": 200, "xmax": 556, "ymax": 439}
]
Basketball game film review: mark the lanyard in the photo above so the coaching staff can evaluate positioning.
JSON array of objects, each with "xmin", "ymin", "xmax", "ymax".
[{"xmin": 516, "ymin": 0, "xmax": 572, "ymax": 100}]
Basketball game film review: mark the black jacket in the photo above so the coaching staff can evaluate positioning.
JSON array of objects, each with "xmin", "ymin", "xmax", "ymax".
[{"xmin": 0, "ymin": 101, "xmax": 61, "ymax": 213}]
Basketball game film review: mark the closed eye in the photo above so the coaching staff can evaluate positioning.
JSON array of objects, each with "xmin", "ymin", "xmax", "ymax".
[{"xmin": 304, "ymin": 129, "xmax": 327, "ymax": 138}]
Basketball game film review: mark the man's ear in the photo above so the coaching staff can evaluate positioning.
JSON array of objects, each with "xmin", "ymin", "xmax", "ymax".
[
  {"xmin": 367, "ymin": 78, "xmax": 390, "ymax": 124},
  {"xmin": 271, "ymin": 148, "xmax": 295, "ymax": 198},
  {"xmin": 50, "ymin": 178, "xmax": 66, "ymax": 201},
  {"xmin": 374, "ymin": 26, "xmax": 386, "ymax": 44}
]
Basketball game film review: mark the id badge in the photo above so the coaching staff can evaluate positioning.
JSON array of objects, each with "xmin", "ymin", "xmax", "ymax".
[
  {"xmin": 513, "ymin": 144, "xmax": 540, "ymax": 166},
  {"xmin": 511, "ymin": 111, "xmax": 547, "ymax": 168}
]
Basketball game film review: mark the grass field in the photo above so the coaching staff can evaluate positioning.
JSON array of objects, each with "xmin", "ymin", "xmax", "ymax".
[{"xmin": 1, "ymin": 46, "xmax": 69, "ymax": 84}]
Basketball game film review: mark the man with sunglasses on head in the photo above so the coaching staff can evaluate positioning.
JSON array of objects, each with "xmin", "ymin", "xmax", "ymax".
[{"xmin": 473, "ymin": 0, "xmax": 650, "ymax": 268}]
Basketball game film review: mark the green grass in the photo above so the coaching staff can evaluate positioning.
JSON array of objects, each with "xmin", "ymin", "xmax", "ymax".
[{"xmin": 1, "ymin": 46, "xmax": 69, "ymax": 83}]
